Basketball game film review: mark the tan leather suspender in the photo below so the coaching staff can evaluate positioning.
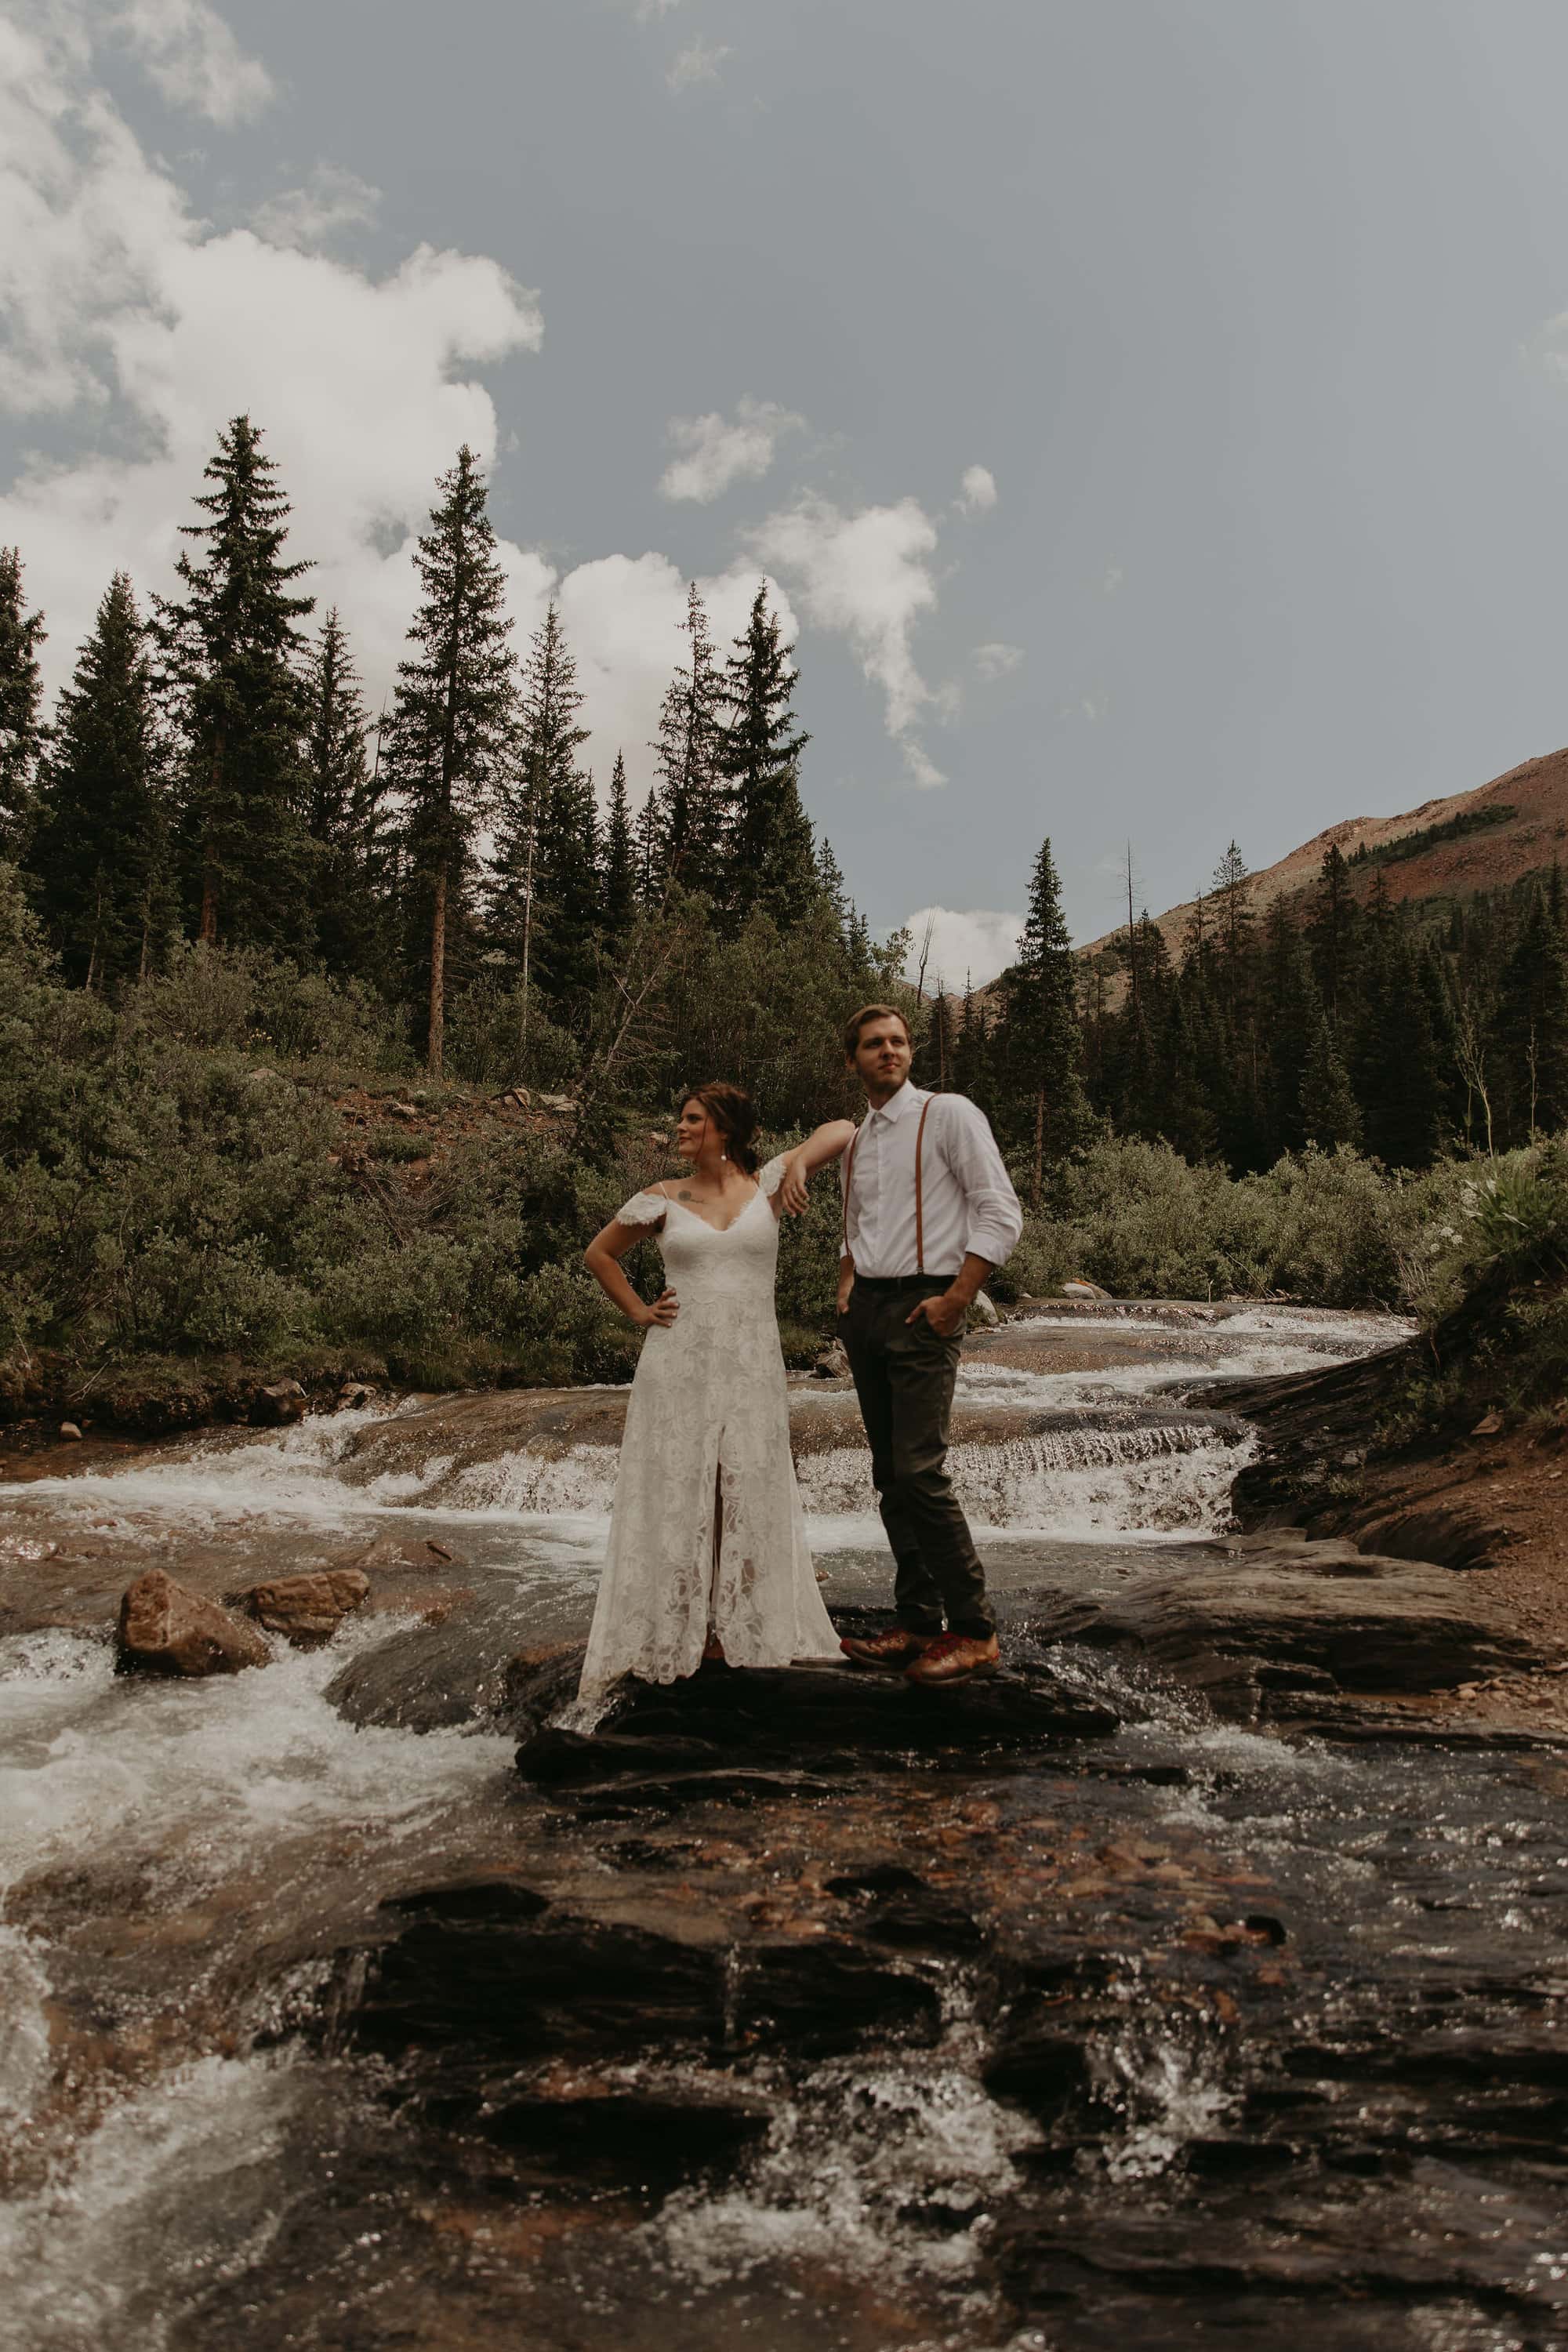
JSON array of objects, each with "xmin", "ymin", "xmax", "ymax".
[
  {"xmin": 842, "ymin": 1097, "xmax": 933, "ymax": 1274},
  {"xmin": 913, "ymin": 1096, "xmax": 931, "ymax": 1271}
]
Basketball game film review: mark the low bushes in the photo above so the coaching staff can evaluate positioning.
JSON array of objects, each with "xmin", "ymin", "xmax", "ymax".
[{"xmin": 7, "ymin": 864, "xmax": 1568, "ymax": 1424}]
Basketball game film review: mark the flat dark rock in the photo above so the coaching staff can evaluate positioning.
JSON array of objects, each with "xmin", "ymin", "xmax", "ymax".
[
  {"xmin": 511, "ymin": 1653, "xmax": 1117, "ymax": 1789},
  {"xmin": 1022, "ymin": 1538, "xmax": 1537, "ymax": 1718}
]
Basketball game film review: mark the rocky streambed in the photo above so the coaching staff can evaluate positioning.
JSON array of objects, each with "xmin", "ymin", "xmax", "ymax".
[{"xmin": 2, "ymin": 1303, "xmax": 1566, "ymax": 2352}]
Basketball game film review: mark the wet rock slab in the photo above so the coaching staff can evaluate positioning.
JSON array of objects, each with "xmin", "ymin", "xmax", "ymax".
[
  {"xmin": 1022, "ymin": 1533, "xmax": 1541, "ymax": 1726},
  {"xmin": 514, "ymin": 1650, "xmax": 1120, "ymax": 1793}
]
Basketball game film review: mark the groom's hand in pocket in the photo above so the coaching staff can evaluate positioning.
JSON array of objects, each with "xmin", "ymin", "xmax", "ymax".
[{"xmin": 906, "ymin": 1290, "xmax": 966, "ymax": 1340}]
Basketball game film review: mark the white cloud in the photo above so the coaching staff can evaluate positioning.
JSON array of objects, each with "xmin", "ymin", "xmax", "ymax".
[
  {"xmin": 0, "ymin": 2, "xmax": 793, "ymax": 822},
  {"xmin": 111, "ymin": 0, "xmax": 274, "ymax": 123},
  {"xmin": 659, "ymin": 396, "xmax": 804, "ymax": 503},
  {"xmin": 957, "ymin": 463, "xmax": 996, "ymax": 514},
  {"xmin": 750, "ymin": 492, "xmax": 945, "ymax": 786},
  {"xmin": 903, "ymin": 906, "xmax": 1022, "ymax": 992},
  {"xmin": 634, "ymin": 0, "xmax": 682, "ymax": 16},
  {"xmin": 0, "ymin": 5, "xmax": 543, "ymax": 706},
  {"xmin": 974, "ymin": 641, "xmax": 1022, "ymax": 680},
  {"xmin": 1101, "ymin": 561, "xmax": 1123, "ymax": 595},
  {"xmin": 252, "ymin": 164, "xmax": 380, "ymax": 252},
  {"xmin": 666, "ymin": 38, "xmax": 731, "ymax": 93},
  {"xmin": 558, "ymin": 557, "xmax": 797, "ymax": 803}
]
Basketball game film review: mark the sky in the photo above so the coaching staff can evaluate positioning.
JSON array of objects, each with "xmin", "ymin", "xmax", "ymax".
[{"xmin": 9, "ymin": 1, "xmax": 1568, "ymax": 989}]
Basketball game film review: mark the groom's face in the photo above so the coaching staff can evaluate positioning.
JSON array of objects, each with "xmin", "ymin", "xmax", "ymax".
[{"xmin": 850, "ymin": 1015, "xmax": 912, "ymax": 1098}]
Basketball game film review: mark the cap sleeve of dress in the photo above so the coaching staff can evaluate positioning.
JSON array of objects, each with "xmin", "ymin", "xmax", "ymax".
[
  {"xmin": 615, "ymin": 1189, "xmax": 667, "ymax": 1228},
  {"xmin": 758, "ymin": 1155, "xmax": 788, "ymax": 1200}
]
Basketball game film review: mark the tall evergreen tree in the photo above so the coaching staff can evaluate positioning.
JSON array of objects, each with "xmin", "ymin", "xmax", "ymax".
[
  {"xmin": 153, "ymin": 416, "xmax": 315, "ymax": 949},
  {"xmin": 302, "ymin": 608, "xmax": 390, "ymax": 980},
  {"xmin": 651, "ymin": 583, "xmax": 726, "ymax": 896},
  {"xmin": 633, "ymin": 776, "xmax": 666, "ymax": 910},
  {"xmin": 1261, "ymin": 904, "xmax": 1319, "ymax": 1158},
  {"xmin": 1491, "ymin": 882, "xmax": 1568, "ymax": 1143},
  {"xmin": 534, "ymin": 764, "xmax": 602, "ymax": 1025},
  {"xmin": 29, "ymin": 573, "xmax": 169, "ymax": 987},
  {"xmin": 719, "ymin": 581, "xmax": 815, "ymax": 929},
  {"xmin": 385, "ymin": 446, "xmax": 515, "ymax": 1080},
  {"xmin": 1300, "ymin": 1014, "xmax": 1362, "ymax": 1149},
  {"xmin": 1000, "ymin": 836, "xmax": 1090, "ymax": 1201},
  {"xmin": 1353, "ymin": 891, "xmax": 1443, "ymax": 1167},
  {"xmin": 488, "ymin": 602, "xmax": 590, "ymax": 1034},
  {"xmin": 1305, "ymin": 841, "xmax": 1361, "ymax": 1022},
  {"xmin": 0, "ymin": 547, "xmax": 46, "ymax": 861},
  {"xmin": 601, "ymin": 751, "xmax": 636, "ymax": 942}
]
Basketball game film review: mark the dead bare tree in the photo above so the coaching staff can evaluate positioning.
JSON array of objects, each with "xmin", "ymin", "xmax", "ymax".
[
  {"xmin": 913, "ymin": 913, "xmax": 935, "ymax": 1005},
  {"xmin": 1454, "ymin": 999, "xmax": 1494, "ymax": 1157}
]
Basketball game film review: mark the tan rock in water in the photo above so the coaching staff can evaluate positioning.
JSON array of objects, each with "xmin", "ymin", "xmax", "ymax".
[
  {"xmin": 118, "ymin": 1569, "xmax": 269, "ymax": 1677},
  {"xmin": 244, "ymin": 1568, "xmax": 370, "ymax": 1646},
  {"xmin": 251, "ymin": 1379, "xmax": 307, "ymax": 1427}
]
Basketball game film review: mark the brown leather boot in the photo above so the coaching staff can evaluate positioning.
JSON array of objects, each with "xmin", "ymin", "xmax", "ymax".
[
  {"xmin": 903, "ymin": 1631, "xmax": 1000, "ymax": 1686},
  {"xmin": 839, "ymin": 1626, "xmax": 938, "ymax": 1670}
]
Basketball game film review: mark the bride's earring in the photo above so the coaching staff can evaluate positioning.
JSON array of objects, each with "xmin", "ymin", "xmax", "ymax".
[{"xmin": 720, "ymin": 1149, "xmax": 728, "ymax": 1162}]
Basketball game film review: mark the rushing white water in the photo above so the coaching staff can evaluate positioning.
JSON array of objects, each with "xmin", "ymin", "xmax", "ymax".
[{"xmin": 0, "ymin": 1298, "xmax": 1414, "ymax": 2347}]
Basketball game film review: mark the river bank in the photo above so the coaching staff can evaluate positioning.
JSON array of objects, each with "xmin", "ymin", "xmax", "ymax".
[{"xmin": 3, "ymin": 1300, "xmax": 1566, "ymax": 2350}]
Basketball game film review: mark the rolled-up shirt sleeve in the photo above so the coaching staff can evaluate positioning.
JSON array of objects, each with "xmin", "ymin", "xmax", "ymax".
[{"xmin": 941, "ymin": 1097, "xmax": 1024, "ymax": 1267}]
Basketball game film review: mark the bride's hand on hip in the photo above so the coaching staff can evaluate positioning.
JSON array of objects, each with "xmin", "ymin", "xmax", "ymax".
[{"xmin": 633, "ymin": 1289, "xmax": 679, "ymax": 1330}]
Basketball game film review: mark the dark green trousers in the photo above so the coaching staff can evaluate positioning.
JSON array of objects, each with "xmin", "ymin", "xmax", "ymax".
[{"xmin": 839, "ymin": 1276, "xmax": 994, "ymax": 1639}]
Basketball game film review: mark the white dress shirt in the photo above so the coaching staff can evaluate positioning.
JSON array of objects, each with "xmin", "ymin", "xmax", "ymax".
[{"xmin": 840, "ymin": 1083, "xmax": 1023, "ymax": 1279}]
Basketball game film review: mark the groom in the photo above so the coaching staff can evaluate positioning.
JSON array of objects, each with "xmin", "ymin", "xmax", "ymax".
[{"xmin": 833, "ymin": 1004, "xmax": 1023, "ymax": 1686}]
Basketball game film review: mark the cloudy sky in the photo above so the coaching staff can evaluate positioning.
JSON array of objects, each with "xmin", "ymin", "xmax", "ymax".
[{"xmin": 9, "ymin": 1, "xmax": 1568, "ymax": 987}]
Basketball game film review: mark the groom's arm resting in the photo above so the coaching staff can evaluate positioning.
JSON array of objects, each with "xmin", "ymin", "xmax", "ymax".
[{"xmin": 780, "ymin": 1119, "xmax": 857, "ymax": 1215}]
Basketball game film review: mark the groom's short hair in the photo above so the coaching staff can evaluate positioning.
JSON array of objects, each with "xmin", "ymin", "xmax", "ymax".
[{"xmin": 843, "ymin": 1002, "xmax": 910, "ymax": 1057}]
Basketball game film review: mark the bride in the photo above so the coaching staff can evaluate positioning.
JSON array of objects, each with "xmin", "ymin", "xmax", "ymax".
[{"xmin": 578, "ymin": 1081, "xmax": 855, "ymax": 1700}]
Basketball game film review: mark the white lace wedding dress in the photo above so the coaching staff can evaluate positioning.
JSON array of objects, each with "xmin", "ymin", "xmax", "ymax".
[{"xmin": 577, "ymin": 1155, "xmax": 842, "ymax": 1699}]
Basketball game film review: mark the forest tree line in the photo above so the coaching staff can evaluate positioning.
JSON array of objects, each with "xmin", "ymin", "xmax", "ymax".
[
  {"xmin": 2, "ymin": 412, "xmax": 1566, "ymax": 1195},
  {"xmin": 0, "ymin": 419, "xmax": 897, "ymax": 1130},
  {"xmin": 925, "ymin": 837, "xmax": 1568, "ymax": 1189}
]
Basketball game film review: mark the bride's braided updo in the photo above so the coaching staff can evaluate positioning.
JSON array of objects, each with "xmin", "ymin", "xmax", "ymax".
[{"xmin": 684, "ymin": 1081, "xmax": 760, "ymax": 1176}]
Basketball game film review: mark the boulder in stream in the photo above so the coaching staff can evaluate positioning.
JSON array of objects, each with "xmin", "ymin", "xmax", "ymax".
[
  {"xmin": 241, "ymin": 1567, "xmax": 369, "ymax": 1646},
  {"xmin": 116, "ymin": 1567, "xmax": 270, "ymax": 1676},
  {"xmin": 250, "ymin": 1378, "xmax": 307, "ymax": 1427}
]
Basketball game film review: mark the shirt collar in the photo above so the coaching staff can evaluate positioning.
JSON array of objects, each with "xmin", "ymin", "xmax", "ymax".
[{"xmin": 868, "ymin": 1080, "xmax": 925, "ymax": 1126}]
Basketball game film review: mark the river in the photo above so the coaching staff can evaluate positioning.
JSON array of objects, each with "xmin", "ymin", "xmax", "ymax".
[{"xmin": 2, "ymin": 1304, "xmax": 1565, "ymax": 2352}]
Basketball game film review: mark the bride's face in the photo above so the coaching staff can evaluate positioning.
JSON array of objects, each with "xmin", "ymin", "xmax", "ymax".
[{"xmin": 676, "ymin": 1100, "xmax": 710, "ymax": 1160}]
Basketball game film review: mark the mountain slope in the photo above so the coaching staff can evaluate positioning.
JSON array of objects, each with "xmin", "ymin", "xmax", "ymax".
[{"xmin": 1080, "ymin": 743, "xmax": 1568, "ymax": 962}]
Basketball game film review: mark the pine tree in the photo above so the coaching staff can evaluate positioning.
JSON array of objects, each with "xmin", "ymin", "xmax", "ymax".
[
  {"xmin": 601, "ymin": 752, "xmax": 636, "ymax": 942},
  {"xmin": 1305, "ymin": 842, "xmax": 1362, "ymax": 1022},
  {"xmin": 651, "ymin": 583, "xmax": 726, "ymax": 897},
  {"xmin": 1261, "ymin": 904, "xmax": 1319, "ymax": 1158},
  {"xmin": 534, "ymin": 764, "xmax": 602, "ymax": 1024},
  {"xmin": 1491, "ymin": 883, "xmax": 1568, "ymax": 1143},
  {"xmin": 1300, "ymin": 1014, "xmax": 1362, "ymax": 1149},
  {"xmin": 719, "ymin": 581, "xmax": 815, "ymax": 930},
  {"xmin": 385, "ymin": 446, "xmax": 515, "ymax": 1079},
  {"xmin": 633, "ymin": 777, "xmax": 667, "ymax": 910},
  {"xmin": 1000, "ymin": 835, "xmax": 1090, "ymax": 1201},
  {"xmin": 29, "ymin": 573, "xmax": 169, "ymax": 986},
  {"xmin": 1355, "ymin": 901, "xmax": 1443, "ymax": 1168},
  {"xmin": 302, "ymin": 608, "xmax": 390, "ymax": 980},
  {"xmin": 0, "ymin": 547, "xmax": 46, "ymax": 861},
  {"xmin": 153, "ymin": 416, "xmax": 315, "ymax": 949},
  {"xmin": 815, "ymin": 837, "xmax": 851, "ymax": 949},
  {"xmin": 488, "ymin": 602, "xmax": 590, "ymax": 1035}
]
